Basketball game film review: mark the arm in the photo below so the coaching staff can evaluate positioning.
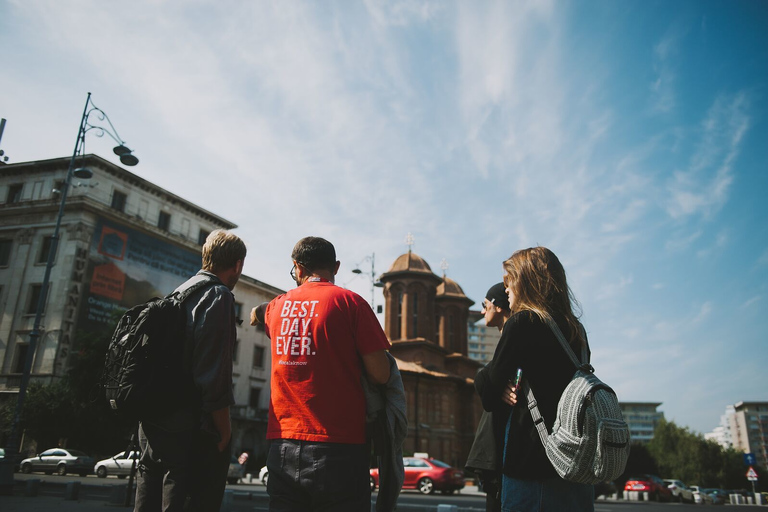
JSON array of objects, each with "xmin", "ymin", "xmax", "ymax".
[
  {"xmin": 362, "ymin": 349, "xmax": 391, "ymax": 385},
  {"xmin": 211, "ymin": 406, "xmax": 231, "ymax": 452}
]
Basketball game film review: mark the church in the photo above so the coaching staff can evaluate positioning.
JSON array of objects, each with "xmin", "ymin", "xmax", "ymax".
[{"xmin": 379, "ymin": 248, "xmax": 484, "ymax": 469}]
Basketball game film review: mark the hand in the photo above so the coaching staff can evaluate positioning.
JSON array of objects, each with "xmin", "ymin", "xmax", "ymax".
[
  {"xmin": 217, "ymin": 431, "xmax": 231, "ymax": 453},
  {"xmin": 250, "ymin": 303, "xmax": 267, "ymax": 326},
  {"xmin": 502, "ymin": 380, "xmax": 519, "ymax": 407}
]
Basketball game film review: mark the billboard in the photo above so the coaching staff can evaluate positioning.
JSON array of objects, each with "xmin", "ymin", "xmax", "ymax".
[{"xmin": 79, "ymin": 217, "xmax": 202, "ymax": 329}]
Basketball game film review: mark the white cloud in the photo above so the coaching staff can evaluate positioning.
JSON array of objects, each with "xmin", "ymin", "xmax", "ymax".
[{"xmin": 666, "ymin": 92, "xmax": 750, "ymax": 220}]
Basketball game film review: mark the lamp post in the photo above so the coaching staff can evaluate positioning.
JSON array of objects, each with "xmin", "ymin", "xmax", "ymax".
[
  {"xmin": 351, "ymin": 253, "xmax": 383, "ymax": 312},
  {"xmin": 0, "ymin": 93, "xmax": 138, "ymax": 495}
]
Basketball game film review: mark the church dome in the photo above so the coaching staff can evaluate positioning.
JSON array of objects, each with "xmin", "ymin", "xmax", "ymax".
[
  {"xmin": 436, "ymin": 276, "xmax": 468, "ymax": 298},
  {"xmin": 386, "ymin": 252, "xmax": 434, "ymax": 274}
]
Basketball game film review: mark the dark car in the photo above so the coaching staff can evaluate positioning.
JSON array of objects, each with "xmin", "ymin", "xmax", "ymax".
[
  {"xmin": 20, "ymin": 448, "xmax": 94, "ymax": 477},
  {"xmin": 370, "ymin": 457, "xmax": 464, "ymax": 495},
  {"xmin": 623, "ymin": 474, "xmax": 673, "ymax": 502}
]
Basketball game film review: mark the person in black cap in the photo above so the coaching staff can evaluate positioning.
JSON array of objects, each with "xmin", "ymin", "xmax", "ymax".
[{"xmin": 466, "ymin": 282, "xmax": 511, "ymax": 512}]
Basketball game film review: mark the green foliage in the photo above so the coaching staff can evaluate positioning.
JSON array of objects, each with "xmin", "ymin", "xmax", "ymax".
[
  {"xmin": 647, "ymin": 418, "xmax": 765, "ymax": 491},
  {"xmin": 8, "ymin": 314, "xmax": 136, "ymax": 459}
]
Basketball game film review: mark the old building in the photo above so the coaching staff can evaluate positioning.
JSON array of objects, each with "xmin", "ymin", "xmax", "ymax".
[
  {"xmin": 0, "ymin": 155, "xmax": 283, "ymax": 462},
  {"xmin": 379, "ymin": 249, "xmax": 483, "ymax": 468}
]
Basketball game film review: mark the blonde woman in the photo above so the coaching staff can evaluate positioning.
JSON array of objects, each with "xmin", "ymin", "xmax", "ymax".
[{"xmin": 474, "ymin": 247, "xmax": 593, "ymax": 512}]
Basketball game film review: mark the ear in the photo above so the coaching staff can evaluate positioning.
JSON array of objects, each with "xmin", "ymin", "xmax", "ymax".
[
  {"xmin": 235, "ymin": 259, "xmax": 244, "ymax": 274},
  {"xmin": 333, "ymin": 261, "xmax": 341, "ymax": 275}
]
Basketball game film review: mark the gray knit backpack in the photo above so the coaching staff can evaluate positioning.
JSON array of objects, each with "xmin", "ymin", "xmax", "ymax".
[{"xmin": 524, "ymin": 317, "xmax": 630, "ymax": 485}]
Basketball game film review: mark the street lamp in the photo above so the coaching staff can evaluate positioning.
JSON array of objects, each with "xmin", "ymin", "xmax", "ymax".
[
  {"xmin": 351, "ymin": 253, "xmax": 383, "ymax": 312},
  {"xmin": 0, "ymin": 93, "xmax": 139, "ymax": 495}
]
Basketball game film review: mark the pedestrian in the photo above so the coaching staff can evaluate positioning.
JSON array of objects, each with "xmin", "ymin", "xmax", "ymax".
[
  {"xmin": 135, "ymin": 229, "xmax": 246, "ymax": 512},
  {"xmin": 465, "ymin": 282, "xmax": 511, "ymax": 512},
  {"xmin": 250, "ymin": 236, "xmax": 391, "ymax": 511},
  {"xmin": 475, "ymin": 247, "xmax": 594, "ymax": 512}
]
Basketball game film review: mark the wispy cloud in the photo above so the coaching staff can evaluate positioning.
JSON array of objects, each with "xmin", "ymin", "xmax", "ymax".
[
  {"xmin": 666, "ymin": 92, "xmax": 750, "ymax": 220},
  {"xmin": 649, "ymin": 28, "xmax": 681, "ymax": 113}
]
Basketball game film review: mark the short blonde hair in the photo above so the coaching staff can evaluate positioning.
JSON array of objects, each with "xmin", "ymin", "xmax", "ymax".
[{"xmin": 202, "ymin": 230, "xmax": 246, "ymax": 272}]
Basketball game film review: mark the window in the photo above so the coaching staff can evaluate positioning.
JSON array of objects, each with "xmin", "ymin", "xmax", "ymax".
[
  {"xmin": 111, "ymin": 190, "xmax": 127, "ymax": 212},
  {"xmin": 395, "ymin": 291, "xmax": 403, "ymax": 339},
  {"xmin": 233, "ymin": 339, "xmax": 240, "ymax": 363},
  {"xmin": 158, "ymin": 211, "xmax": 171, "ymax": 231},
  {"xmin": 249, "ymin": 387, "xmax": 261, "ymax": 408},
  {"xmin": 198, "ymin": 229, "xmax": 210, "ymax": 246},
  {"xmin": 252, "ymin": 346, "xmax": 265, "ymax": 368},
  {"xmin": 412, "ymin": 292, "xmax": 418, "ymax": 336},
  {"xmin": 0, "ymin": 239, "xmax": 11, "ymax": 266},
  {"xmin": 13, "ymin": 343, "xmax": 29, "ymax": 373},
  {"xmin": 37, "ymin": 236, "xmax": 55, "ymax": 264},
  {"xmin": 234, "ymin": 302, "xmax": 243, "ymax": 324},
  {"xmin": 7, "ymin": 183, "xmax": 23, "ymax": 203},
  {"xmin": 26, "ymin": 284, "xmax": 46, "ymax": 314}
]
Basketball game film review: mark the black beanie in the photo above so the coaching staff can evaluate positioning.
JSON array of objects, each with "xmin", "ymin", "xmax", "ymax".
[{"xmin": 485, "ymin": 282, "xmax": 510, "ymax": 311}]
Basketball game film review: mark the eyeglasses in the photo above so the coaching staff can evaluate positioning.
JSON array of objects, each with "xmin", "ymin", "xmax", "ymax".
[{"xmin": 290, "ymin": 264, "xmax": 297, "ymax": 283}]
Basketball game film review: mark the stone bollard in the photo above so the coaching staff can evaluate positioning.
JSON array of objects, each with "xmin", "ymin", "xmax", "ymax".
[
  {"xmin": 64, "ymin": 481, "xmax": 80, "ymax": 500},
  {"xmin": 24, "ymin": 479, "xmax": 40, "ymax": 497},
  {"xmin": 437, "ymin": 505, "xmax": 458, "ymax": 512}
]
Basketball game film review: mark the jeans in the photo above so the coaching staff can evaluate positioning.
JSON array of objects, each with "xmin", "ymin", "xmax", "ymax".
[
  {"xmin": 501, "ymin": 475, "xmax": 594, "ymax": 512},
  {"xmin": 135, "ymin": 422, "xmax": 231, "ymax": 512},
  {"xmin": 267, "ymin": 439, "xmax": 370, "ymax": 512}
]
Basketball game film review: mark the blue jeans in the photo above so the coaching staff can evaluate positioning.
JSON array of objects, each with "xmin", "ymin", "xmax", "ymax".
[
  {"xmin": 501, "ymin": 475, "xmax": 594, "ymax": 512},
  {"xmin": 267, "ymin": 439, "xmax": 370, "ymax": 512}
]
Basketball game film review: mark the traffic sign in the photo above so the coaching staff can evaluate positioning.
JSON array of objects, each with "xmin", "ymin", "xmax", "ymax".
[
  {"xmin": 746, "ymin": 466, "xmax": 758, "ymax": 481},
  {"xmin": 744, "ymin": 453, "xmax": 757, "ymax": 466}
]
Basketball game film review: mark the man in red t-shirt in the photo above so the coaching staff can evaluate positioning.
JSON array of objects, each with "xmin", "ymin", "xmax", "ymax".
[{"xmin": 251, "ymin": 236, "xmax": 391, "ymax": 511}]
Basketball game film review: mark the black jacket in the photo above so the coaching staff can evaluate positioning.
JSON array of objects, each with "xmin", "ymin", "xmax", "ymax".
[{"xmin": 475, "ymin": 311, "xmax": 589, "ymax": 480}]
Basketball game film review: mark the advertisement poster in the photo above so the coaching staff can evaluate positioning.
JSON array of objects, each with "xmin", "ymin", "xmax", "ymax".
[{"xmin": 79, "ymin": 217, "xmax": 202, "ymax": 330}]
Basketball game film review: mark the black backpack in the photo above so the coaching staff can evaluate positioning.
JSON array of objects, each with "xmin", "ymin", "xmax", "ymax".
[{"xmin": 101, "ymin": 275, "xmax": 215, "ymax": 421}]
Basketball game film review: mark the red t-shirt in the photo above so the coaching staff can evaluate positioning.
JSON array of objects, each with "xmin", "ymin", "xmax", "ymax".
[{"xmin": 264, "ymin": 280, "xmax": 391, "ymax": 444}]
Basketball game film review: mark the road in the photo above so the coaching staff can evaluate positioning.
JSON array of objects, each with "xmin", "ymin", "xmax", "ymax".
[{"xmin": 9, "ymin": 473, "xmax": 756, "ymax": 511}]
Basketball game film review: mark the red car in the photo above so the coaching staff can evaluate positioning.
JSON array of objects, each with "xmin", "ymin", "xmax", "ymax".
[
  {"xmin": 623, "ymin": 474, "xmax": 673, "ymax": 502},
  {"xmin": 370, "ymin": 457, "xmax": 464, "ymax": 495}
]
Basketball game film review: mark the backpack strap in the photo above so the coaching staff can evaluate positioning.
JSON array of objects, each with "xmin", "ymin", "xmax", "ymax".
[
  {"xmin": 524, "ymin": 316, "xmax": 589, "ymax": 446},
  {"xmin": 172, "ymin": 273, "xmax": 219, "ymax": 304}
]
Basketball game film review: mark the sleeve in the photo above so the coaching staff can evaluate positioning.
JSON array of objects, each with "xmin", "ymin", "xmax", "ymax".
[
  {"xmin": 476, "ymin": 317, "xmax": 523, "ymax": 412},
  {"xmin": 191, "ymin": 286, "xmax": 236, "ymax": 413},
  {"xmin": 353, "ymin": 295, "xmax": 391, "ymax": 356}
]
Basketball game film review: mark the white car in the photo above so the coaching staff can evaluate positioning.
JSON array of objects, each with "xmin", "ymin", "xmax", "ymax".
[
  {"xmin": 664, "ymin": 479, "xmax": 695, "ymax": 503},
  {"xmin": 259, "ymin": 465, "xmax": 269, "ymax": 486},
  {"xmin": 20, "ymin": 448, "xmax": 95, "ymax": 477},
  {"xmin": 95, "ymin": 451, "xmax": 139, "ymax": 478}
]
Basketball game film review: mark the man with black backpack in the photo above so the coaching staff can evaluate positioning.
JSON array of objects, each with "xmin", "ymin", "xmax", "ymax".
[{"xmin": 134, "ymin": 230, "xmax": 246, "ymax": 512}]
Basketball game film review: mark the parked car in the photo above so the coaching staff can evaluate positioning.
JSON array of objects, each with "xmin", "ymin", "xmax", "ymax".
[
  {"xmin": 370, "ymin": 456, "xmax": 464, "ymax": 495},
  {"xmin": 689, "ymin": 485, "xmax": 715, "ymax": 504},
  {"xmin": 258, "ymin": 465, "xmax": 269, "ymax": 486},
  {"xmin": 623, "ymin": 474, "xmax": 673, "ymax": 502},
  {"xmin": 95, "ymin": 450, "xmax": 138, "ymax": 478},
  {"xmin": 703, "ymin": 488, "xmax": 727, "ymax": 505},
  {"xmin": 20, "ymin": 448, "xmax": 95, "ymax": 477},
  {"xmin": 227, "ymin": 456, "xmax": 245, "ymax": 484},
  {"xmin": 664, "ymin": 479, "xmax": 695, "ymax": 503}
]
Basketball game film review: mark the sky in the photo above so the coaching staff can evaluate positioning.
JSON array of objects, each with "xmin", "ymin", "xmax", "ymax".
[{"xmin": 1, "ymin": 0, "xmax": 766, "ymax": 436}]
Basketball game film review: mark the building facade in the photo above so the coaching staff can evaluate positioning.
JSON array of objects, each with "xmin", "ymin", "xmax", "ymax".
[
  {"xmin": 619, "ymin": 402, "xmax": 664, "ymax": 444},
  {"xmin": 0, "ymin": 155, "xmax": 283, "ymax": 462},
  {"xmin": 467, "ymin": 310, "xmax": 500, "ymax": 364},
  {"xmin": 727, "ymin": 402, "xmax": 768, "ymax": 470},
  {"xmin": 378, "ymin": 250, "xmax": 483, "ymax": 468}
]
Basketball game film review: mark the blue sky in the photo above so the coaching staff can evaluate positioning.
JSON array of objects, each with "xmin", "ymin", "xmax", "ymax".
[{"xmin": 1, "ymin": 0, "xmax": 766, "ymax": 435}]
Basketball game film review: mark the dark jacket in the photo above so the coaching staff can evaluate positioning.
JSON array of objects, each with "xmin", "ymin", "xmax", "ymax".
[{"xmin": 475, "ymin": 310, "xmax": 589, "ymax": 480}]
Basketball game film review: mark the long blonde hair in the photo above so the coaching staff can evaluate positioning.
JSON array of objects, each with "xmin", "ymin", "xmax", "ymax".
[{"xmin": 503, "ymin": 247, "xmax": 583, "ymax": 345}]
